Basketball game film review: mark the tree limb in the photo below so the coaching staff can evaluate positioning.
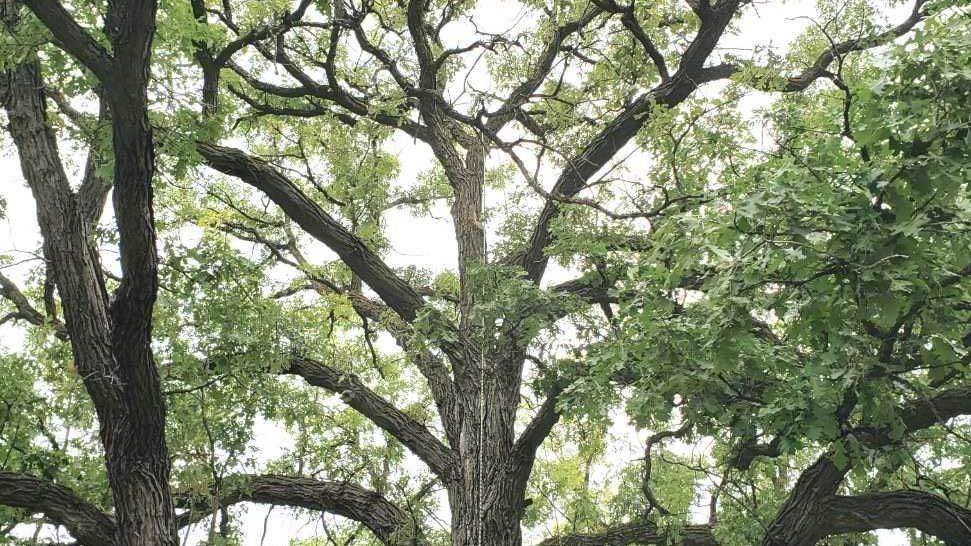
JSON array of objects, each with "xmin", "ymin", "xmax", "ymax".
[
  {"xmin": 515, "ymin": 0, "xmax": 742, "ymax": 283},
  {"xmin": 21, "ymin": 0, "xmax": 112, "ymax": 79},
  {"xmin": 285, "ymin": 356, "xmax": 456, "ymax": 479},
  {"xmin": 0, "ymin": 271, "xmax": 67, "ymax": 338},
  {"xmin": 697, "ymin": 0, "xmax": 931, "ymax": 91},
  {"xmin": 0, "ymin": 472, "xmax": 117, "ymax": 546},
  {"xmin": 535, "ymin": 521, "xmax": 716, "ymax": 546},
  {"xmin": 820, "ymin": 489, "xmax": 971, "ymax": 546},
  {"xmin": 176, "ymin": 474, "xmax": 421, "ymax": 546},
  {"xmin": 196, "ymin": 142, "xmax": 427, "ymax": 322}
]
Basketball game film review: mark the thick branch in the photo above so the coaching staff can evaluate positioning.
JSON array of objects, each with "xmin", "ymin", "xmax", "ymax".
[
  {"xmin": 286, "ymin": 356, "xmax": 456, "ymax": 479},
  {"xmin": 0, "ymin": 271, "xmax": 66, "ymax": 338},
  {"xmin": 536, "ymin": 521, "xmax": 716, "ymax": 546},
  {"xmin": 592, "ymin": 0, "xmax": 668, "ymax": 80},
  {"xmin": 177, "ymin": 474, "xmax": 419, "ymax": 546},
  {"xmin": 21, "ymin": 0, "xmax": 112, "ymax": 79},
  {"xmin": 820, "ymin": 490, "xmax": 971, "ymax": 546},
  {"xmin": 0, "ymin": 37, "xmax": 119, "ymax": 414},
  {"xmin": 197, "ymin": 142, "xmax": 427, "ymax": 322},
  {"xmin": 347, "ymin": 292, "xmax": 460, "ymax": 447},
  {"xmin": 900, "ymin": 387, "xmax": 971, "ymax": 432},
  {"xmin": 516, "ymin": 0, "xmax": 742, "ymax": 283},
  {"xmin": 0, "ymin": 472, "xmax": 117, "ymax": 546},
  {"xmin": 761, "ymin": 457, "xmax": 846, "ymax": 546}
]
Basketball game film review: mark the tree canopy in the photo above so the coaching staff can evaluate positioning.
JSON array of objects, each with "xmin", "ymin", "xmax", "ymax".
[{"xmin": 1, "ymin": 0, "xmax": 970, "ymax": 545}]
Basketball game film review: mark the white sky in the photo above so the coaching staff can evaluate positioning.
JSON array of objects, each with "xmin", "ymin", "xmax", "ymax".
[{"xmin": 0, "ymin": 0, "xmax": 916, "ymax": 544}]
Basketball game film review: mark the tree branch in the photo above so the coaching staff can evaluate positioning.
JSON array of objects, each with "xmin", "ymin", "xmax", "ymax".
[
  {"xmin": 21, "ymin": 0, "xmax": 113, "ymax": 80},
  {"xmin": 535, "ymin": 521, "xmax": 716, "ymax": 546},
  {"xmin": 515, "ymin": 0, "xmax": 742, "ymax": 283},
  {"xmin": 592, "ymin": 0, "xmax": 668, "ymax": 80},
  {"xmin": 196, "ymin": 142, "xmax": 427, "ymax": 322},
  {"xmin": 0, "ymin": 472, "xmax": 117, "ymax": 546},
  {"xmin": 176, "ymin": 474, "xmax": 420, "ymax": 546},
  {"xmin": 820, "ymin": 489, "xmax": 971, "ymax": 545},
  {"xmin": 697, "ymin": 0, "xmax": 931, "ymax": 91},
  {"xmin": 732, "ymin": 386, "xmax": 971, "ymax": 470},
  {"xmin": 285, "ymin": 356, "xmax": 456, "ymax": 479},
  {"xmin": 0, "ymin": 271, "xmax": 67, "ymax": 338},
  {"xmin": 513, "ymin": 385, "xmax": 563, "ymax": 467}
]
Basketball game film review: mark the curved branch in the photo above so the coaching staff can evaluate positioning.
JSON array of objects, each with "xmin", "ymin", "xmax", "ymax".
[
  {"xmin": 286, "ymin": 356, "xmax": 456, "ymax": 479},
  {"xmin": 177, "ymin": 474, "xmax": 420, "ymax": 546},
  {"xmin": 0, "ymin": 472, "xmax": 117, "ymax": 546},
  {"xmin": 759, "ymin": 385, "xmax": 971, "ymax": 546},
  {"xmin": 0, "ymin": 271, "xmax": 67, "ymax": 339},
  {"xmin": 196, "ymin": 142, "xmax": 427, "ymax": 322},
  {"xmin": 900, "ymin": 387, "xmax": 971, "ymax": 432},
  {"xmin": 515, "ymin": 0, "xmax": 742, "ymax": 283},
  {"xmin": 20, "ymin": 0, "xmax": 112, "ymax": 79},
  {"xmin": 535, "ymin": 521, "xmax": 716, "ymax": 546},
  {"xmin": 820, "ymin": 490, "xmax": 971, "ymax": 545},
  {"xmin": 697, "ymin": 0, "xmax": 931, "ymax": 91}
]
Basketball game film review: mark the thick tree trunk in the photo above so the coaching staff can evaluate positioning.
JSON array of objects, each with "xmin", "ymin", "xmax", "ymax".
[
  {"xmin": 102, "ymin": 58, "xmax": 177, "ymax": 546},
  {"xmin": 760, "ymin": 456, "xmax": 846, "ymax": 546},
  {"xmin": 447, "ymin": 352, "xmax": 528, "ymax": 546},
  {"xmin": 1, "ymin": 2, "xmax": 176, "ymax": 545}
]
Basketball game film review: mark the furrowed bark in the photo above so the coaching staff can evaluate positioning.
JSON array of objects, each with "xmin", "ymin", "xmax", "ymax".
[
  {"xmin": 285, "ymin": 356, "xmax": 456, "ymax": 479},
  {"xmin": 7, "ymin": 1, "xmax": 177, "ymax": 544},
  {"xmin": 760, "ymin": 456, "xmax": 846, "ymax": 546},
  {"xmin": 535, "ymin": 521, "xmax": 716, "ymax": 546},
  {"xmin": 177, "ymin": 474, "xmax": 421, "ymax": 546},
  {"xmin": 100, "ymin": 3, "xmax": 176, "ymax": 543},
  {"xmin": 0, "ymin": 472, "xmax": 117, "ymax": 546}
]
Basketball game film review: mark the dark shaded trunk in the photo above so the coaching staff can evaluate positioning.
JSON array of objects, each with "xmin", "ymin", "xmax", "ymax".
[
  {"xmin": 2, "ymin": 1, "xmax": 176, "ymax": 544},
  {"xmin": 760, "ymin": 456, "xmax": 846, "ymax": 546},
  {"xmin": 446, "ymin": 350, "xmax": 530, "ymax": 546}
]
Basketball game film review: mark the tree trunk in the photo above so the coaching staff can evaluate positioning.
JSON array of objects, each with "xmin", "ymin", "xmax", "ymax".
[
  {"xmin": 447, "ymin": 352, "xmax": 528, "ymax": 546},
  {"xmin": 1, "ymin": 2, "xmax": 177, "ymax": 544}
]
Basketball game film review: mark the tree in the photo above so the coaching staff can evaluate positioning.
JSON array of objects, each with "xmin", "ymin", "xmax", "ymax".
[{"xmin": 0, "ymin": 0, "xmax": 969, "ymax": 545}]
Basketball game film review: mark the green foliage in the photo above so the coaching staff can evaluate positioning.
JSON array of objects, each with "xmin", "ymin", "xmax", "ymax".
[{"xmin": 2, "ymin": 1, "xmax": 970, "ymax": 544}]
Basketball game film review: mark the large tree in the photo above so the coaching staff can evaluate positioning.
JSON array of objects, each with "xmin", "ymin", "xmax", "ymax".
[{"xmin": 1, "ymin": 0, "xmax": 970, "ymax": 546}]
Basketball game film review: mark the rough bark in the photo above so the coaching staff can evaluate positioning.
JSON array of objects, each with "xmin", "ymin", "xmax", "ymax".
[
  {"xmin": 0, "ymin": 472, "xmax": 116, "ymax": 546},
  {"xmin": 5, "ymin": 1, "xmax": 177, "ymax": 545},
  {"xmin": 821, "ymin": 490, "xmax": 971, "ymax": 546},
  {"xmin": 177, "ymin": 474, "xmax": 421, "ymax": 545},
  {"xmin": 535, "ymin": 521, "xmax": 716, "ymax": 546}
]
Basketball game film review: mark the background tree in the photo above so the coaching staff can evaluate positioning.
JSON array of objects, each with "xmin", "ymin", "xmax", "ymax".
[{"xmin": 1, "ymin": 1, "xmax": 969, "ymax": 546}]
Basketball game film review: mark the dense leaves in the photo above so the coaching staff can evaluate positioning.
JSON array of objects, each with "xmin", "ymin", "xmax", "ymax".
[{"xmin": 1, "ymin": 0, "xmax": 969, "ymax": 545}]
